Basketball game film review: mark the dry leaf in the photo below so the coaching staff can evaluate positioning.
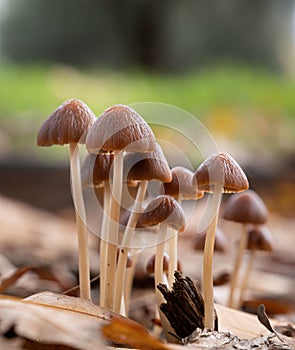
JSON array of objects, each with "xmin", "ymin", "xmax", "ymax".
[
  {"xmin": 0, "ymin": 265, "xmax": 70, "ymax": 293},
  {"xmin": 25, "ymin": 291, "xmax": 115, "ymax": 320},
  {"xmin": 0, "ymin": 295, "xmax": 105, "ymax": 350},
  {"xmin": 102, "ymin": 316, "xmax": 170, "ymax": 350}
]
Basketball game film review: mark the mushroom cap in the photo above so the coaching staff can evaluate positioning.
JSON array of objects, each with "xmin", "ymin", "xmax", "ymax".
[
  {"xmin": 139, "ymin": 195, "xmax": 185, "ymax": 232},
  {"xmin": 37, "ymin": 99, "xmax": 96, "ymax": 146},
  {"xmin": 86, "ymin": 104, "xmax": 156, "ymax": 154},
  {"xmin": 146, "ymin": 253, "xmax": 182, "ymax": 275},
  {"xmin": 164, "ymin": 166, "xmax": 204, "ymax": 200},
  {"xmin": 81, "ymin": 153, "xmax": 114, "ymax": 188},
  {"xmin": 146, "ymin": 253, "xmax": 169, "ymax": 275},
  {"xmin": 222, "ymin": 189, "xmax": 268, "ymax": 224},
  {"xmin": 193, "ymin": 227, "xmax": 228, "ymax": 253},
  {"xmin": 193, "ymin": 152, "xmax": 249, "ymax": 193},
  {"xmin": 246, "ymin": 225, "xmax": 273, "ymax": 252},
  {"xmin": 119, "ymin": 206, "xmax": 146, "ymax": 229},
  {"xmin": 124, "ymin": 143, "xmax": 172, "ymax": 182}
]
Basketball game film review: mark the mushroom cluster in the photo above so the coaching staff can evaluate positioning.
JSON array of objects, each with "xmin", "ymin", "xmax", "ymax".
[{"xmin": 38, "ymin": 100, "xmax": 268, "ymax": 340}]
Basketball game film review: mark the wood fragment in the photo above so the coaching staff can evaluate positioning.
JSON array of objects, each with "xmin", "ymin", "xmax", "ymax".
[{"xmin": 157, "ymin": 271, "xmax": 217, "ymax": 339}]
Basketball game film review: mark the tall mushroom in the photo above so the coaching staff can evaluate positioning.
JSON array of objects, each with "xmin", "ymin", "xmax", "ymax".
[
  {"xmin": 237, "ymin": 224, "xmax": 273, "ymax": 309},
  {"xmin": 193, "ymin": 152, "xmax": 248, "ymax": 330},
  {"xmin": 37, "ymin": 98, "xmax": 96, "ymax": 300},
  {"xmin": 81, "ymin": 152, "xmax": 114, "ymax": 306},
  {"xmin": 86, "ymin": 104, "xmax": 156, "ymax": 310},
  {"xmin": 222, "ymin": 189, "xmax": 268, "ymax": 308},
  {"xmin": 164, "ymin": 166, "xmax": 204, "ymax": 286},
  {"xmin": 114, "ymin": 143, "xmax": 171, "ymax": 313}
]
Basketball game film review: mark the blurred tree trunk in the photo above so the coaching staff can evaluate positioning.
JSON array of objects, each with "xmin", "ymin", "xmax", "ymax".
[{"xmin": 0, "ymin": 0, "xmax": 294, "ymax": 72}]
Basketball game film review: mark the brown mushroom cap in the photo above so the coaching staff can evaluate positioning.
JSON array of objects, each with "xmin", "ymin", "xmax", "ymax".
[
  {"xmin": 164, "ymin": 166, "xmax": 204, "ymax": 200},
  {"xmin": 146, "ymin": 253, "xmax": 182, "ymax": 275},
  {"xmin": 86, "ymin": 104, "xmax": 156, "ymax": 154},
  {"xmin": 146, "ymin": 253, "xmax": 169, "ymax": 275},
  {"xmin": 222, "ymin": 189, "xmax": 268, "ymax": 224},
  {"xmin": 139, "ymin": 195, "xmax": 185, "ymax": 232},
  {"xmin": 124, "ymin": 143, "xmax": 172, "ymax": 182},
  {"xmin": 246, "ymin": 225, "xmax": 273, "ymax": 252},
  {"xmin": 81, "ymin": 153, "xmax": 114, "ymax": 188},
  {"xmin": 37, "ymin": 99, "xmax": 96, "ymax": 146},
  {"xmin": 193, "ymin": 152, "xmax": 249, "ymax": 193},
  {"xmin": 193, "ymin": 227, "xmax": 228, "ymax": 253}
]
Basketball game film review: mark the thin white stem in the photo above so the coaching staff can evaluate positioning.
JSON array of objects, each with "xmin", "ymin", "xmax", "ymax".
[
  {"xmin": 69, "ymin": 142, "xmax": 91, "ymax": 300},
  {"xmin": 236, "ymin": 250, "xmax": 256, "ymax": 309},
  {"xmin": 168, "ymin": 230, "xmax": 177, "ymax": 288},
  {"xmin": 105, "ymin": 150, "xmax": 124, "ymax": 310},
  {"xmin": 155, "ymin": 223, "xmax": 168, "ymax": 307},
  {"xmin": 99, "ymin": 181, "xmax": 111, "ymax": 307},
  {"xmin": 203, "ymin": 213, "xmax": 218, "ymax": 330},
  {"xmin": 168, "ymin": 196, "xmax": 182, "ymax": 288},
  {"xmin": 124, "ymin": 253, "xmax": 139, "ymax": 316},
  {"xmin": 114, "ymin": 180, "xmax": 148, "ymax": 313},
  {"xmin": 227, "ymin": 224, "xmax": 249, "ymax": 308}
]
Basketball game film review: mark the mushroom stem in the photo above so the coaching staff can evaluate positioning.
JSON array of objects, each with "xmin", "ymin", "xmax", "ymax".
[
  {"xmin": 237, "ymin": 250, "xmax": 256, "ymax": 309},
  {"xmin": 114, "ymin": 180, "xmax": 148, "ymax": 314},
  {"xmin": 69, "ymin": 142, "xmax": 91, "ymax": 300},
  {"xmin": 105, "ymin": 150, "xmax": 124, "ymax": 310},
  {"xmin": 99, "ymin": 181, "xmax": 111, "ymax": 307},
  {"xmin": 203, "ymin": 212, "xmax": 218, "ymax": 330},
  {"xmin": 124, "ymin": 253, "xmax": 139, "ymax": 316},
  {"xmin": 227, "ymin": 224, "xmax": 249, "ymax": 308},
  {"xmin": 168, "ymin": 195, "xmax": 182, "ymax": 287},
  {"xmin": 155, "ymin": 223, "xmax": 168, "ymax": 307}
]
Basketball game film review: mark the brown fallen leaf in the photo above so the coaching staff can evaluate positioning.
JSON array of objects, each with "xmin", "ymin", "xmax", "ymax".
[
  {"xmin": 0, "ymin": 265, "xmax": 70, "ymax": 293},
  {"xmin": 102, "ymin": 316, "xmax": 170, "ymax": 350},
  {"xmin": 0, "ymin": 294, "xmax": 105, "ymax": 350},
  {"xmin": 24, "ymin": 291, "xmax": 115, "ymax": 320}
]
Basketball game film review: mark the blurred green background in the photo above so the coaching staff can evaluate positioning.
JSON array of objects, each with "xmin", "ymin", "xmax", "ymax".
[{"xmin": 0, "ymin": 0, "xmax": 294, "ymax": 214}]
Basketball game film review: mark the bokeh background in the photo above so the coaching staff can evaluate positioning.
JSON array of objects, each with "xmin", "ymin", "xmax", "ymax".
[{"xmin": 0, "ymin": 0, "xmax": 294, "ymax": 215}]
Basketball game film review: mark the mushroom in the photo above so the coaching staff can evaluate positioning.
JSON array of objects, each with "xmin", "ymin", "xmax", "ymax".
[
  {"xmin": 114, "ymin": 143, "xmax": 171, "ymax": 313},
  {"xmin": 193, "ymin": 227, "xmax": 228, "ymax": 253},
  {"xmin": 237, "ymin": 224, "xmax": 273, "ymax": 309},
  {"xmin": 164, "ymin": 166, "xmax": 204, "ymax": 286},
  {"xmin": 222, "ymin": 189, "xmax": 268, "ymax": 308},
  {"xmin": 140, "ymin": 195, "xmax": 185, "ymax": 305},
  {"xmin": 37, "ymin": 98, "xmax": 96, "ymax": 300},
  {"xmin": 193, "ymin": 152, "xmax": 248, "ymax": 330},
  {"xmin": 86, "ymin": 104, "xmax": 156, "ymax": 310},
  {"xmin": 81, "ymin": 152, "xmax": 114, "ymax": 306}
]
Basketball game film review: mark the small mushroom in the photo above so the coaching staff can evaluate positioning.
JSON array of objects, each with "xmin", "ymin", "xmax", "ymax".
[
  {"xmin": 193, "ymin": 152, "xmax": 248, "ymax": 330},
  {"xmin": 114, "ymin": 143, "xmax": 171, "ymax": 313},
  {"xmin": 140, "ymin": 195, "xmax": 185, "ymax": 305},
  {"xmin": 164, "ymin": 166, "xmax": 204, "ymax": 201},
  {"xmin": 237, "ymin": 224, "xmax": 273, "ymax": 309},
  {"xmin": 164, "ymin": 166, "xmax": 204, "ymax": 286},
  {"xmin": 86, "ymin": 104, "xmax": 156, "ymax": 310},
  {"xmin": 37, "ymin": 98, "xmax": 96, "ymax": 300},
  {"xmin": 146, "ymin": 253, "xmax": 182, "ymax": 282},
  {"xmin": 193, "ymin": 227, "xmax": 228, "ymax": 253},
  {"xmin": 222, "ymin": 189, "xmax": 268, "ymax": 308}
]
